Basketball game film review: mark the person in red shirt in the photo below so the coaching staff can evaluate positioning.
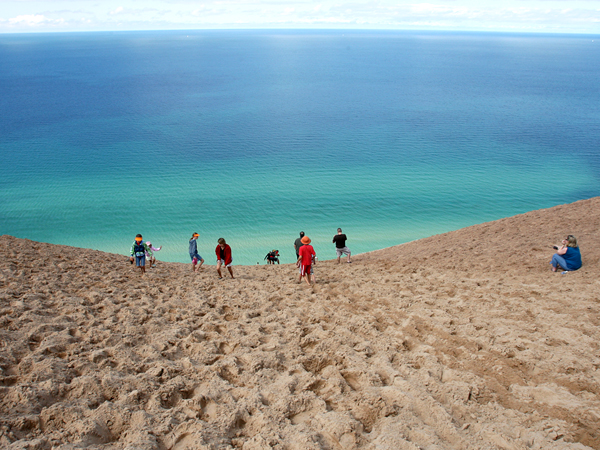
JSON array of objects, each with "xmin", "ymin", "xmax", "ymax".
[
  {"xmin": 215, "ymin": 238, "xmax": 234, "ymax": 279},
  {"xmin": 297, "ymin": 235, "xmax": 316, "ymax": 286}
]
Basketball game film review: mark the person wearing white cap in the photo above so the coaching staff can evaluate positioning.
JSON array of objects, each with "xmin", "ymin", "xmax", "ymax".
[{"xmin": 145, "ymin": 241, "xmax": 162, "ymax": 268}]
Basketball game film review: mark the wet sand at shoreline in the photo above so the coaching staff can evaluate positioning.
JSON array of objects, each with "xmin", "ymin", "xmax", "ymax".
[{"xmin": 1, "ymin": 197, "xmax": 599, "ymax": 449}]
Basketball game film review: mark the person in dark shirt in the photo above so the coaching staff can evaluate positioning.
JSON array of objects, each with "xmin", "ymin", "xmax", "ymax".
[
  {"xmin": 332, "ymin": 228, "xmax": 351, "ymax": 264},
  {"xmin": 265, "ymin": 250, "xmax": 280, "ymax": 264},
  {"xmin": 294, "ymin": 231, "xmax": 305, "ymax": 260}
]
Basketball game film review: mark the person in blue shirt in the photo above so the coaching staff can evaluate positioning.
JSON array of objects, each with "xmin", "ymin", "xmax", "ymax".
[
  {"xmin": 550, "ymin": 234, "xmax": 582, "ymax": 272},
  {"xmin": 189, "ymin": 232, "xmax": 204, "ymax": 272}
]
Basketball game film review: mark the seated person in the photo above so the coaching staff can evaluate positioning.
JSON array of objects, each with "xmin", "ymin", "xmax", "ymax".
[{"xmin": 550, "ymin": 235, "xmax": 582, "ymax": 272}]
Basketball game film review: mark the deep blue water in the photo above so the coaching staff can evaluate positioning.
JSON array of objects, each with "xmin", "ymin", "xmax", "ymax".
[{"xmin": 1, "ymin": 30, "xmax": 599, "ymax": 264}]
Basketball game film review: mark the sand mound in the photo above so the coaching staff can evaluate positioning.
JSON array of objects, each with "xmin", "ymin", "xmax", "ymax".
[{"xmin": 1, "ymin": 198, "xmax": 599, "ymax": 449}]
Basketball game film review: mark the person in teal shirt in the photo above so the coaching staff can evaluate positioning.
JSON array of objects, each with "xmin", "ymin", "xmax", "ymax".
[{"xmin": 130, "ymin": 234, "xmax": 150, "ymax": 275}]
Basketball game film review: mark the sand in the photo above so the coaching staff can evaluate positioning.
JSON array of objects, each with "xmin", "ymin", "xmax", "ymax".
[{"xmin": 1, "ymin": 197, "xmax": 599, "ymax": 450}]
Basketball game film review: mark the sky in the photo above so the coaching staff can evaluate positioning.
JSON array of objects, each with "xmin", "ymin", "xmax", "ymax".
[{"xmin": 0, "ymin": 0, "xmax": 599, "ymax": 34}]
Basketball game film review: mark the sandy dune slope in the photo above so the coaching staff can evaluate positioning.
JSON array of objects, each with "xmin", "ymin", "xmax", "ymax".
[{"xmin": 1, "ymin": 197, "xmax": 599, "ymax": 449}]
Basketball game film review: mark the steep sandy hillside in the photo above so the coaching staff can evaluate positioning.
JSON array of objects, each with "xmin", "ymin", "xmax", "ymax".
[{"xmin": 1, "ymin": 197, "xmax": 599, "ymax": 449}]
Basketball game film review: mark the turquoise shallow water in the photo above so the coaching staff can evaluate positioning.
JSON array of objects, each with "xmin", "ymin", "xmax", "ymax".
[{"xmin": 1, "ymin": 30, "xmax": 599, "ymax": 264}]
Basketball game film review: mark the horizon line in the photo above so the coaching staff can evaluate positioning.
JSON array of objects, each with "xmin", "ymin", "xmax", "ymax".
[{"xmin": 2, "ymin": 27, "xmax": 600, "ymax": 37}]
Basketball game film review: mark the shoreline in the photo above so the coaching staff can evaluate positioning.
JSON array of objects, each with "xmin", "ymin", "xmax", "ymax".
[{"xmin": 4, "ymin": 197, "xmax": 597, "ymax": 267}]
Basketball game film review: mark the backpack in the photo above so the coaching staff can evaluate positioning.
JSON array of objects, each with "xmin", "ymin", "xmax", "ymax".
[{"xmin": 134, "ymin": 242, "xmax": 145, "ymax": 257}]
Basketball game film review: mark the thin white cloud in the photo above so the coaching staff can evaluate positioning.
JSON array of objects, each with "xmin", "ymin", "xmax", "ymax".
[
  {"xmin": 7, "ymin": 14, "xmax": 64, "ymax": 26},
  {"xmin": 8, "ymin": 14, "xmax": 46, "ymax": 25},
  {"xmin": 1, "ymin": 0, "xmax": 600, "ymax": 33},
  {"xmin": 191, "ymin": 5, "xmax": 221, "ymax": 16},
  {"xmin": 109, "ymin": 6, "xmax": 125, "ymax": 15}
]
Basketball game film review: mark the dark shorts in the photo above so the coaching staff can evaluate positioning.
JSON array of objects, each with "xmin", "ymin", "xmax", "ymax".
[{"xmin": 135, "ymin": 255, "xmax": 146, "ymax": 267}]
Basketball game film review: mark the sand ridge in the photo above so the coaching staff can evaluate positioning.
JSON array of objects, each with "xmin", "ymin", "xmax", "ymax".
[{"xmin": 1, "ymin": 197, "xmax": 599, "ymax": 449}]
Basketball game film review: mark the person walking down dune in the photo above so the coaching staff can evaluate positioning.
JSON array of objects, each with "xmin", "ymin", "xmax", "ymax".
[
  {"xmin": 216, "ymin": 238, "xmax": 234, "ymax": 279},
  {"xmin": 297, "ymin": 235, "xmax": 316, "ymax": 286},
  {"xmin": 189, "ymin": 233, "xmax": 204, "ymax": 272},
  {"xmin": 333, "ymin": 228, "xmax": 351, "ymax": 263},
  {"xmin": 130, "ymin": 234, "xmax": 149, "ymax": 275},
  {"xmin": 145, "ymin": 241, "xmax": 162, "ymax": 268},
  {"xmin": 297, "ymin": 251, "xmax": 317, "ymax": 284},
  {"xmin": 550, "ymin": 234, "xmax": 582, "ymax": 272},
  {"xmin": 294, "ymin": 231, "xmax": 305, "ymax": 261}
]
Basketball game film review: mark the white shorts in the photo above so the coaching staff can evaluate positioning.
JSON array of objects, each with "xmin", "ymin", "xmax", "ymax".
[
  {"xmin": 217, "ymin": 259, "xmax": 233, "ymax": 268},
  {"xmin": 336, "ymin": 246, "xmax": 351, "ymax": 257}
]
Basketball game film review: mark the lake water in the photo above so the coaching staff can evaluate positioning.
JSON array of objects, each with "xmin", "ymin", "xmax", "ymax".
[{"xmin": 1, "ymin": 30, "xmax": 599, "ymax": 264}]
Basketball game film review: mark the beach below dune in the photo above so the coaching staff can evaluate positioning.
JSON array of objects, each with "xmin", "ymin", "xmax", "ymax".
[{"xmin": 1, "ymin": 197, "xmax": 600, "ymax": 449}]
